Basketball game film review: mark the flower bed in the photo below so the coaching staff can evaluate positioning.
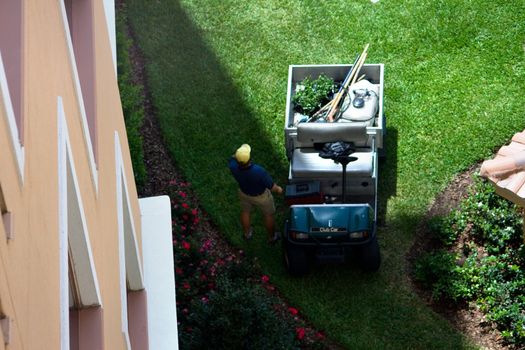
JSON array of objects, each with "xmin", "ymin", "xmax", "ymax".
[
  {"xmin": 414, "ymin": 177, "xmax": 525, "ymax": 347},
  {"xmin": 164, "ymin": 178, "xmax": 333, "ymax": 349}
]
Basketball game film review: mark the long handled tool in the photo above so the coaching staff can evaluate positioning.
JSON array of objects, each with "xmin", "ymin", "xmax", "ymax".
[{"xmin": 325, "ymin": 44, "xmax": 369, "ymax": 122}]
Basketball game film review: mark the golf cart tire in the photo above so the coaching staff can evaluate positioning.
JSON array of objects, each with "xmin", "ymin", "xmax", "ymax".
[
  {"xmin": 359, "ymin": 236, "xmax": 381, "ymax": 272},
  {"xmin": 284, "ymin": 245, "xmax": 309, "ymax": 276}
]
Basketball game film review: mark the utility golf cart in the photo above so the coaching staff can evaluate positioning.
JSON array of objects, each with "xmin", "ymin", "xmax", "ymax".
[{"xmin": 282, "ymin": 57, "xmax": 385, "ymax": 276}]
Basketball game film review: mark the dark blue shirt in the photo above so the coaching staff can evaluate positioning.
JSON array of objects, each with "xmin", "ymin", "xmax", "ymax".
[{"xmin": 228, "ymin": 157, "xmax": 274, "ymax": 196}]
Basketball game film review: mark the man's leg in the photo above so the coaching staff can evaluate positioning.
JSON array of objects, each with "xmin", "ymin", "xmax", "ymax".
[
  {"xmin": 263, "ymin": 214, "xmax": 275, "ymax": 241},
  {"xmin": 240, "ymin": 210, "xmax": 251, "ymax": 236}
]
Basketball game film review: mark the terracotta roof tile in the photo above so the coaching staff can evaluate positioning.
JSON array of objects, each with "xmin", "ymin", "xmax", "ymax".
[
  {"xmin": 512, "ymin": 132, "xmax": 525, "ymax": 144},
  {"xmin": 480, "ymin": 132, "xmax": 525, "ymax": 206}
]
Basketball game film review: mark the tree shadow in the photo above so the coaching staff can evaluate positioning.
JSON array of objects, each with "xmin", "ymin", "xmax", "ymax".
[{"xmin": 125, "ymin": 0, "xmax": 288, "ymax": 225}]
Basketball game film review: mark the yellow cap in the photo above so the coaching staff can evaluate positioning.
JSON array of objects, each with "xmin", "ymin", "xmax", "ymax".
[{"xmin": 235, "ymin": 144, "xmax": 251, "ymax": 164}]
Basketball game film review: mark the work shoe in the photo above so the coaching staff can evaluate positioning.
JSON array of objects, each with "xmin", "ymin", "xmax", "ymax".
[
  {"xmin": 268, "ymin": 232, "xmax": 281, "ymax": 245},
  {"xmin": 243, "ymin": 227, "xmax": 253, "ymax": 240}
]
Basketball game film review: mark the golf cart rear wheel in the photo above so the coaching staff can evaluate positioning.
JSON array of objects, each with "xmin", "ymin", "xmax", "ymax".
[
  {"xmin": 284, "ymin": 245, "xmax": 309, "ymax": 276},
  {"xmin": 359, "ymin": 236, "xmax": 381, "ymax": 272}
]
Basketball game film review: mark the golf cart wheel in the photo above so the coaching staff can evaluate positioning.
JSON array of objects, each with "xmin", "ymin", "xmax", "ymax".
[
  {"xmin": 284, "ymin": 245, "xmax": 309, "ymax": 276},
  {"xmin": 359, "ymin": 236, "xmax": 381, "ymax": 272}
]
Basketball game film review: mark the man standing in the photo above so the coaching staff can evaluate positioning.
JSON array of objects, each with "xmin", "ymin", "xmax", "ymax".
[{"xmin": 228, "ymin": 144, "xmax": 283, "ymax": 244}]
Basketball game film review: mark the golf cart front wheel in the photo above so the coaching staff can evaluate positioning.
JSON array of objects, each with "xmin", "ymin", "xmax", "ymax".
[
  {"xmin": 359, "ymin": 236, "xmax": 381, "ymax": 272},
  {"xmin": 284, "ymin": 245, "xmax": 309, "ymax": 276}
]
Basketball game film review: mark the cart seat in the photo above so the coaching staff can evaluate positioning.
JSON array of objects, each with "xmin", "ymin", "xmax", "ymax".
[
  {"xmin": 291, "ymin": 148, "xmax": 373, "ymax": 178},
  {"xmin": 296, "ymin": 122, "xmax": 370, "ymax": 147}
]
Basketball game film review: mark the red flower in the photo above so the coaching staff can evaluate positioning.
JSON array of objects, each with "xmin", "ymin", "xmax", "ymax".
[
  {"xmin": 179, "ymin": 191, "xmax": 187, "ymax": 198},
  {"xmin": 288, "ymin": 307, "xmax": 299, "ymax": 315},
  {"xmin": 182, "ymin": 203, "xmax": 189, "ymax": 209},
  {"xmin": 200, "ymin": 240, "xmax": 212, "ymax": 253},
  {"xmin": 191, "ymin": 208, "xmax": 198, "ymax": 216},
  {"xmin": 295, "ymin": 327, "xmax": 306, "ymax": 340},
  {"xmin": 183, "ymin": 282, "xmax": 191, "ymax": 290},
  {"xmin": 182, "ymin": 241, "xmax": 191, "ymax": 250},
  {"xmin": 175, "ymin": 267, "xmax": 183, "ymax": 275},
  {"xmin": 261, "ymin": 275, "xmax": 270, "ymax": 283}
]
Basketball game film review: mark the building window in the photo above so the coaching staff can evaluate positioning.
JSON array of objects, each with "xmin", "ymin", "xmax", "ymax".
[
  {"xmin": 0, "ymin": 185, "xmax": 13, "ymax": 240},
  {"xmin": 0, "ymin": 0, "xmax": 23, "ymax": 143},
  {"xmin": 69, "ymin": 276, "xmax": 104, "ymax": 350},
  {"xmin": 64, "ymin": 0, "xmax": 97, "ymax": 159},
  {"xmin": 58, "ymin": 102, "xmax": 102, "ymax": 349}
]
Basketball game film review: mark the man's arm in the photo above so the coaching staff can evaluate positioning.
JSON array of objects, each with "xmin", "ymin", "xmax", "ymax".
[{"xmin": 271, "ymin": 183, "xmax": 283, "ymax": 195}]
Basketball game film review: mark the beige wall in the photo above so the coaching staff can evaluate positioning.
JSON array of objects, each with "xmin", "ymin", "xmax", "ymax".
[{"xmin": 0, "ymin": 1, "xmax": 144, "ymax": 349}]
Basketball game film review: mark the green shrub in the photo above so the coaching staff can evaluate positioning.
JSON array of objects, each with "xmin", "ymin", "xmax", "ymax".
[
  {"xmin": 116, "ymin": 10, "xmax": 147, "ymax": 192},
  {"xmin": 452, "ymin": 179, "xmax": 523, "ymax": 254},
  {"xmin": 292, "ymin": 74, "xmax": 335, "ymax": 116},
  {"xmin": 180, "ymin": 273, "xmax": 298, "ymax": 349},
  {"xmin": 428, "ymin": 216, "xmax": 458, "ymax": 246},
  {"xmin": 415, "ymin": 177, "xmax": 525, "ymax": 345}
]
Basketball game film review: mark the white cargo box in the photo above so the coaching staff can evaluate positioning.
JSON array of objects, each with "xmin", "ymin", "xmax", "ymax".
[{"xmin": 284, "ymin": 64, "xmax": 385, "ymax": 159}]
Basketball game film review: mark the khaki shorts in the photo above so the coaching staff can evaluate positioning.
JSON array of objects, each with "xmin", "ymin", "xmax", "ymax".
[{"xmin": 239, "ymin": 189, "xmax": 275, "ymax": 215}]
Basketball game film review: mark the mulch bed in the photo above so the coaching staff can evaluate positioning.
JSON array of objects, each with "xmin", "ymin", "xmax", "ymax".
[{"xmin": 408, "ymin": 163, "xmax": 513, "ymax": 350}]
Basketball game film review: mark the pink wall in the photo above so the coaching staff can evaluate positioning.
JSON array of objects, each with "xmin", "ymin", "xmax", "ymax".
[
  {"xmin": 0, "ymin": 0, "xmax": 23, "ymax": 142},
  {"xmin": 127, "ymin": 290, "xmax": 149, "ymax": 350},
  {"xmin": 70, "ymin": 307, "xmax": 104, "ymax": 350},
  {"xmin": 65, "ymin": 0, "xmax": 97, "ymax": 159}
]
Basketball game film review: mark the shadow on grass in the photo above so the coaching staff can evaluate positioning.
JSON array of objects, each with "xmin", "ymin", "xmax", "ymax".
[
  {"xmin": 125, "ymin": 0, "xmax": 288, "ymax": 229},
  {"xmin": 125, "ymin": 1, "xmax": 474, "ymax": 348},
  {"xmin": 378, "ymin": 126, "xmax": 398, "ymax": 225}
]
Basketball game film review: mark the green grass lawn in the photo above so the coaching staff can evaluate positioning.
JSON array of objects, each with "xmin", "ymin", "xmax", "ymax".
[{"xmin": 125, "ymin": 0, "xmax": 525, "ymax": 348}]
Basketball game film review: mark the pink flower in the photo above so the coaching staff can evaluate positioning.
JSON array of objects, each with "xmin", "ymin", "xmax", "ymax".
[
  {"xmin": 191, "ymin": 208, "xmax": 198, "ymax": 216},
  {"xmin": 175, "ymin": 267, "xmax": 183, "ymax": 275},
  {"xmin": 182, "ymin": 203, "xmax": 189, "ymax": 209},
  {"xmin": 288, "ymin": 307, "xmax": 299, "ymax": 315},
  {"xmin": 295, "ymin": 327, "xmax": 306, "ymax": 340},
  {"xmin": 200, "ymin": 240, "xmax": 212, "ymax": 253},
  {"xmin": 261, "ymin": 275, "xmax": 270, "ymax": 283},
  {"xmin": 183, "ymin": 282, "xmax": 190, "ymax": 290},
  {"xmin": 182, "ymin": 241, "xmax": 191, "ymax": 250},
  {"xmin": 201, "ymin": 296, "xmax": 209, "ymax": 304},
  {"xmin": 179, "ymin": 191, "xmax": 187, "ymax": 198}
]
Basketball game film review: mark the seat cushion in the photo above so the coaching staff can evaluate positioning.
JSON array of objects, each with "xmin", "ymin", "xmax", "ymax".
[{"xmin": 292, "ymin": 148, "xmax": 373, "ymax": 178}]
